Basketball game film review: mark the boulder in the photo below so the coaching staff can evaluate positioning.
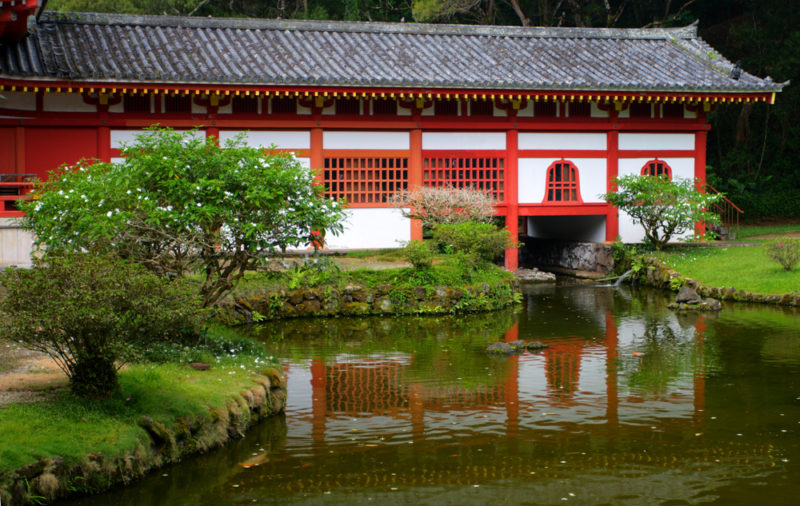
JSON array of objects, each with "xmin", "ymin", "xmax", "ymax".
[
  {"xmin": 508, "ymin": 340, "xmax": 527, "ymax": 351},
  {"xmin": 675, "ymin": 286, "xmax": 703, "ymax": 304},
  {"xmin": 514, "ymin": 268, "xmax": 556, "ymax": 282},
  {"xmin": 526, "ymin": 341, "xmax": 549, "ymax": 351},
  {"xmin": 486, "ymin": 342, "xmax": 514, "ymax": 354}
]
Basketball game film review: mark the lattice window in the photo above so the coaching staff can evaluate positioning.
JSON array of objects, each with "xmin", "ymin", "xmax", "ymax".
[
  {"xmin": 335, "ymin": 98, "xmax": 361, "ymax": 115},
  {"xmin": 534, "ymin": 101, "xmax": 557, "ymax": 117},
  {"xmin": 434, "ymin": 99, "xmax": 459, "ymax": 116},
  {"xmin": 372, "ymin": 99, "xmax": 397, "ymax": 115},
  {"xmin": 544, "ymin": 160, "xmax": 582, "ymax": 203},
  {"xmin": 232, "ymin": 96, "xmax": 258, "ymax": 114},
  {"xmin": 271, "ymin": 97, "xmax": 297, "ymax": 114},
  {"xmin": 164, "ymin": 95, "xmax": 191, "ymax": 113},
  {"xmin": 661, "ymin": 103, "xmax": 684, "ymax": 119},
  {"xmin": 469, "ymin": 99, "xmax": 494, "ymax": 116},
  {"xmin": 123, "ymin": 94, "xmax": 150, "ymax": 113},
  {"xmin": 423, "ymin": 154, "xmax": 505, "ymax": 201},
  {"xmin": 629, "ymin": 102, "xmax": 651, "ymax": 118},
  {"xmin": 641, "ymin": 159, "xmax": 672, "ymax": 179},
  {"xmin": 323, "ymin": 156, "xmax": 408, "ymax": 205},
  {"xmin": 569, "ymin": 102, "xmax": 591, "ymax": 117}
]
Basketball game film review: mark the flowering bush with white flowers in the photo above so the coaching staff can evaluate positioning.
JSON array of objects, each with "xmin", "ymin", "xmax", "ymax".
[{"xmin": 22, "ymin": 127, "xmax": 345, "ymax": 306}]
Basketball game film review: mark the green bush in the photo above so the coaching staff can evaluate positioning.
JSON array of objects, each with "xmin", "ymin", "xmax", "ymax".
[
  {"xmin": 433, "ymin": 222, "xmax": 513, "ymax": 266},
  {"xmin": 0, "ymin": 253, "xmax": 204, "ymax": 399},
  {"xmin": 403, "ymin": 240, "xmax": 434, "ymax": 269},
  {"xmin": 765, "ymin": 237, "xmax": 800, "ymax": 271}
]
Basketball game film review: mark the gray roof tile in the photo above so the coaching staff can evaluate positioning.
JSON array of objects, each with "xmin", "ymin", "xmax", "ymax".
[{"xmin": 0, "ymin": 12, "xmax": 783, "ymax": 93}]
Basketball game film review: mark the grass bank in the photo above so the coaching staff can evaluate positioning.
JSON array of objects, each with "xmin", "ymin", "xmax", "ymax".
[
  {"xmin": 0, "ymin": 329, "xmax": 286, "ymax": 505},
  {"xmin": 654, "ymin": 244, "xmax": 800, "ymax": 296}
]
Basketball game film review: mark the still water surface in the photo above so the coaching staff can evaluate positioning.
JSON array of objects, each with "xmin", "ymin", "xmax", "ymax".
[{"xmin": 66, "ymin": 282, "xmax": 800, "ymax": 505}]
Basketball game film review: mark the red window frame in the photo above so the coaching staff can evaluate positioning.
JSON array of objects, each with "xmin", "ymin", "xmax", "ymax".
[
  {"xmin": 422, "ymin": 150, "xmax": 505, "ymax": 202},
  {"xmin": 641, "ymin": 159, "xmax": 672, "ymax": 179},
  {"xmin": 321, "ymin": 152, "xmax": 409, "ymax": 206},
  {"xmin": 544, "ymin": 159, "xmax": 582, "ymax": 203}
]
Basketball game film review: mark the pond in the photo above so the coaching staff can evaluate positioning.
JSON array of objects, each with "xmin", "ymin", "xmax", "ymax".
[{"xmin": 64, "ymin": 282, "xmax": 800, "ymax": 505}]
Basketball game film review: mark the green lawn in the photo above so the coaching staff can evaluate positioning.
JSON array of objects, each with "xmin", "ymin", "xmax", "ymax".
[
  {"xmin": 738, "ymin": 223, "xmax": 800, "ymax": 240},
  {"xmin": 656, "ymin": 244, "xmax": 800, "ymax": 295},
  {"xmin": 0, "ymin": 330, "xmax": 279, "ymax": 475}
]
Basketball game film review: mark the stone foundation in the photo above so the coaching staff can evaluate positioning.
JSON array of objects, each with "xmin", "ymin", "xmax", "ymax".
[{"xmin": 520, "ymin": 238, "xmax": 613, "ymax": 278}]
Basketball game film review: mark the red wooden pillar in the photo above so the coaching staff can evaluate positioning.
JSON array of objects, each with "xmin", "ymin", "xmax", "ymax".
[
  {"xmin": 310, "ymin": 127, "xmax": 323, "ymax": 176},
  {"xmin": 97, "ymin": 127, "xmax": 110, "ymax": 163},
  {"xmin": 695, "ymin": 125, "xmax": 708, "ymax": 236},
  {"xmin": 605, "ymin": 128, "xmax": 619, "ymax": 242},
  {"xmin": 504, "ymin": 129, "xmax": 519, "ymax": 271},
  {"xmin": 409, "ymin": 128, "xmax": 423, "ymax": 241},
  {"xmin": 206, "ymin": 126, "xmax": 220, "ymax": 145}
]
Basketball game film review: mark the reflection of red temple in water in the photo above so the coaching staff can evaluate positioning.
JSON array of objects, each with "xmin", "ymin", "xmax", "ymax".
[{"xmin": 301, "ymin": 312, "xmax": 707, "ymax": 440}]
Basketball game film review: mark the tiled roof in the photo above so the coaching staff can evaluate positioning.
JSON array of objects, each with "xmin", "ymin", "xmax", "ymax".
[{"xmin": 0, "ymin": 11, "xmax": 783, "ymax": 93}]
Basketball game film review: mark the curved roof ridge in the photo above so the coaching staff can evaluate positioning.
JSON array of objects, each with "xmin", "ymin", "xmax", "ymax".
[{"xmin": 36, "ymin": 11, "xmax": 699, "ymax": 40}]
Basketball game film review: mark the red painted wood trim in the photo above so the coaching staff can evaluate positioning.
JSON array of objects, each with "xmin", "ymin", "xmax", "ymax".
[
  {"xmin": 409, "ymin": 128, "xmax": 423, "ymax": 241},
  {"xmin": 310, "ymin": 127, "xmax": 323, "ymax": 179},
  {"xmin": 695, "ymin": 129, "xmax": 708, "ymax": 236},
  {"xmin": 322, "ymin": 149, "xmax": 410, "ymax": 158},
  {"xmin": 606, "ymin": 130, "xmax": 619, "ymax": 241},
  {"xmin": 14, "ymin": 126, "xmax": 24, "ymax": 174},
  {"xmin": 97, "ymin": 126, "xmax": 110, "ymax": 162},
  {"xmin": 0, "ymin": 79, "xmax": 776, "ymax": 104},
  {"xmin": 505, "ymin": 129, "xmax": 519, "ymax": 270},
  {"xmin": 517, "ymin": 203, "xmax": 608, "ymax": 216},
  {"xmin": 619, "ymin": 150, "xmax": 695, "ymax": 158},
  {"xmin": 518, "ymin": 149, "xmax": 607, "ymax": 158},
  {"xmin": 206, "ymin": 126, "xmax": 220, "ymax": 145}
]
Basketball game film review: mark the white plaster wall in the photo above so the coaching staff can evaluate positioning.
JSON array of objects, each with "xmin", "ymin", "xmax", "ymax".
[
  {"xmin": 422, "ymin": 132, "xmax": 506, "ymax": 150},
  {"xmin": 618, "ymin": 133, "xmax": 695, "ymax": 151},
  {"xmin": 518, "ymin": 158, "xmax": 606, "ymax": 204},
  {"xmin": 220, "ymin": 130, "xmax": 310, "ymax": 150},
  {"xmin": 297, "ymin": 103, "xmax": 312, "ymax": 115},
  {"xmin": 295, "ymin": 157, "xmax": 310, "ymax": 169},
  {"xmin": 590, "ymin": 102, "xmax": 608, "ymax": 118},
  {"xmin": 42, "ymin": 93, "xmax": 95, "ymax": 112},
  {"xmin": 0, "ymin": 91, "xmax": 36, "ymax": 111},
  {"xmin": 191, "ymin": 100, "xmax": 206, "ymax": 114},
  {"xmin": 684, "ymin": 107, "xmax": 697, "ymax": 119},
  {"xmin": 111, "ymin": 129, "xmax": 204, "ymax": 149},
  {"xmin": 321, "ymin": 102, "xmax": 336, "ymax": 115},
  {"xmin": 323, "ymin": 208, "xmax": 410, "ymax": 249},
  {"xmin": 0, "ymin": 219, "xmax": 34, "ymax": 266},
  {"xmin": 617, "ymin": 157, "xmax": 697, "ymax": 243},
  {"xmin": 323, "ymin": 131, "xmax": 409, "ymax": 150},
  {"xmin": 526, "ymin": 215, "xmax": 606, "ymax": 242},
  {"xmin": 518, "ymin": 133, "xmax": 606, "ymax": 150},
  {"xmin": 218, "ymin": 101, "xmax": 233, "ymax": 114},
  {"xmin": 397, "ymin": 105, "xmax": 411, "ymax": 116},
  {"xmin": 108, "ymin": 100, "xmax": 123, "ymax": 113},
  {"xmin": 516, "ymin": 101, "xmax": 534, "ymax": 117}
]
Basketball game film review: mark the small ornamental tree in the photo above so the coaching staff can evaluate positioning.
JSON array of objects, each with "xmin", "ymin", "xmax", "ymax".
[
  {"xmin": 0, "ymin": 253, "xmax": 203, "ymax": 399},
  {"xmin": 391, "ymin": 186, "xmax": 495, "ymax": 227},
  {"xmin": 602, "ymin": 175, "xmax": 722, "ymax": 250},
  {"xmin": 22, "ymin": 128, "xmax": 345, "ymax": 306}
]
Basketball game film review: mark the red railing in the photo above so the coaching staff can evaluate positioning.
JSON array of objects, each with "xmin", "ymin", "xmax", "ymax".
[
  {"xmin": 705, "ymin": 183, "xmax": 743, "ymax": 240},
  {"xmin": 0, "ymin": 174, "xmax": 37, "ymax": 217}
]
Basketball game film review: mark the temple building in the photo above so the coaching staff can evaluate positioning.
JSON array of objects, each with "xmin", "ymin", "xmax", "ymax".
[{"xmin": 0, "ymin": 4, "xmax": 784, "ymax": 267}]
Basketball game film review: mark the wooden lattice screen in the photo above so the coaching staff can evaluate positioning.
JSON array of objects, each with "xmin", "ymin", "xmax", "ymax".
[
  {"xmin": 422, "ymin": 152, "xmax": 505, "ymax": 201},
  {"xmin": 322, "ymin": 156, "xmax": 408, "ymax": 205}
]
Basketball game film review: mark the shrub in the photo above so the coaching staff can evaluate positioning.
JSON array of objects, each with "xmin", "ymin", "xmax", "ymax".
[
  {"xmin": 391, "ymin": 186, "xmax": 495, "ymax": 227},
  {"xmin": 0, "ymin": 253, "xmax": 204, "ymax": 399},
  {"xmin": 402, "ymin": 240, "xmax": 434, "ymax": 269},
  {"xmin": 765, "ymin": 237, "xmax": 800, "ymax": 271},
  {"xmin": 602, "ymin": 175, "xmax": 722, "ymax": 250},
  {"xmin": 433, "ymin": 222, "xmax": 514, "ymax": 267},
  {"xmin": 21, "ymin": 127, "xmax": 346, "ymax": 306}
]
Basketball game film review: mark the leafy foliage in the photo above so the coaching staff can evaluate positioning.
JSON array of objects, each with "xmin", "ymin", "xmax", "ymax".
[
  {"xmin": 402, "ymin": 239, "xmax": 435, "ymax": 269},
  {"xmin": 765, "ymin": 237, "xmax": 800, "ymax": 271},
  {"xmin": 602, "ymin": 175, "xmax": 722, "ymax": 250},
  {"xmin": 22, "ymin": 128, "xmax": 345, "ymax": 306},
  {"xmin": 392, "ymin": 186, "xmax": 495, "ymax": 227},
  {"xmin": 0, "ymin": 253, "xmax": 203, "ymax": 399},
  {"xmin": 432, "ymin": 222, "xmax": 514, "ymax": 270}
]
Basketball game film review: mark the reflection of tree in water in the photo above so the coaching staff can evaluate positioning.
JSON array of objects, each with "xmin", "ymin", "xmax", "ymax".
[{"xmin": 620, "ymin": 316, "xmax": 719, "ymax": 394}]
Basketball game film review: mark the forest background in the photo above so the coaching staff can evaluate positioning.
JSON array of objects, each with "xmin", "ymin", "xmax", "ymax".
[{"xmin": 47, "ymin": 0, "xmax": 799, "ymax": 220}]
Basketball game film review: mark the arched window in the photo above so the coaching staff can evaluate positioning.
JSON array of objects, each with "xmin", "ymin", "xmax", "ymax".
[
  {"xmin": 641, "ymin": 159, "xmax": 672, "ymax": 179},
  {"xmin": 544, "ymin": 160, "xmax": 582, "ymax": 203}
]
